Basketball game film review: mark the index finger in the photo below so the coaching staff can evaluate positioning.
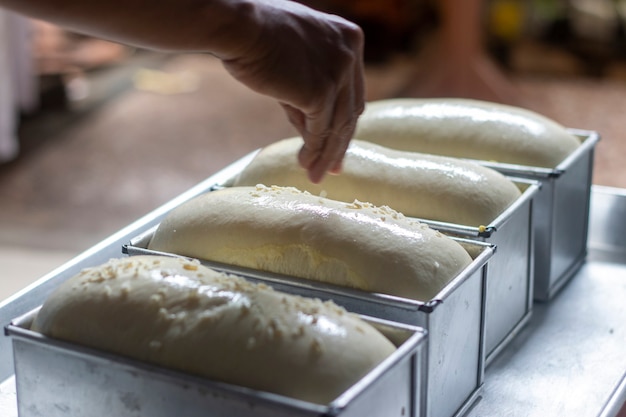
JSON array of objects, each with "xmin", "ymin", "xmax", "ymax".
[{"xmin": 304, "ymin": 64, "xmax": 364, "ymax": 181}]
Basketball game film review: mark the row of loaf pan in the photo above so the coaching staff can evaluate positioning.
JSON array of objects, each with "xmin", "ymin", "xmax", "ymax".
[
  {"xmin": 147, "ymin": 127, "xmax": 596, "ymax": 366},
  {"xmin": 6, "ymin": 306, "xmax": 428, "ymax": 417},
  {"xmin": 0, "ymin": 182, "xmax": 626, "ymax": 417},
  {"xmin": 4, "ymin": 128, "xmax": 597, "ymax": 417}
]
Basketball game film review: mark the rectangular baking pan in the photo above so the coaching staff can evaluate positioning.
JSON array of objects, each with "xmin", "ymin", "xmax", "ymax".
[
  {"xmin": 214, "ymin": 163, "xmax": 538, "ymax": 366},
  {"xmin": 417, "ymin": 178, "xmax": 540, "ymax": 365},
  {"xmin": 125, "ymin": 231, "xmax": 494, "ymax": 417},
  {"xmin": 474, "ymin": 129, "xmax": 599, "ymax": 301},
  {"xmin": 6, "ymin": 306, "xmax": 427, "ymax": 417}
]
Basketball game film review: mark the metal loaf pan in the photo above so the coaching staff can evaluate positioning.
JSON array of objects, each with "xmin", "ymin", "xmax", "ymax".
[
  {"xmin": 6, "ymin": 306, "xmax": 427, "ymax": 417},
  {"xmin": 216, "ymin": 162, "xmax": 536, "ymax": 366},
  {"xmin": 417, "ymin": 178, "xmax": 540, "ymax": 366},
  {"xmin": 474, "ymin": 129, "xmax": 599, "ymax": 301},
  {"xmin": 125, "ymin": 231, "xmax": 495, "ymax": 417}
]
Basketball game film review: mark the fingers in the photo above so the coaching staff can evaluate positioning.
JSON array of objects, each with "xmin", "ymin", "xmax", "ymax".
[
  {"xmin": 304, "ymin": 77, "xmax": 364, "ymax": 183},
  {"xmin": 265, "ymin": 12, "xmax": 364, "ymax": 184},
  {"xmin": 281, "ymin": 101, "xmax": 330, "ymax": 173},
  {"xmin": 285, "ymin": 29, "xmax": 365, "ymax": 184},
  {"xmin": 325, "ymin": 33, "xmax": 364, "ymax": 173},
  {"xmin": 309, "ymin": 23, "xmax": 364, "ymax": 182},
  {"xmin": 287, "ymin": 100, "xmax": 352, "ymax": 185},
  {"xmin": 299, "ymin": 93, "xmax": 336, "ymax": 182},
  {"xmin": 303, "ymin": 119, "xmax": 352, "ymax": 183},
  {"xmin": 294, "ymin": 101, "xmax": 358, "ymax": 184},
  {"xmin": 281, "ymin": 103, "xmax": 323, "ymax": 176}
]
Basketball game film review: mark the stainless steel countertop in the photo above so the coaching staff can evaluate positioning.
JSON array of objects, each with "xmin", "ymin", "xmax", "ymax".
[
  {"xmin": 466, "ymin": 185, "xmax": 626, "ymax": 417},
  {"xmin": 1, "ymin": 180, "xmax": 624, "ymax": 417},
  {"xmin": 467, "ymin": 259, "xmax": 626, "ymax": 416}
]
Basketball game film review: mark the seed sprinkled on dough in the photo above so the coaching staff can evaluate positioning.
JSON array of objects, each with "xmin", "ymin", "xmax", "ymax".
[
  {"xmin": 120, "ymin": 284, "xmax": 130, "ymax": 299},
  {"xmin": 292, "ymin": 325, "xmax": 305, "ymax": 339},
  {"xmin": 310, "ymin": 338, "xmax": 323, "ymax": 357},
  {"xmin": 239, "ymin": 304, "xmax": 250, "ymax": 317}
]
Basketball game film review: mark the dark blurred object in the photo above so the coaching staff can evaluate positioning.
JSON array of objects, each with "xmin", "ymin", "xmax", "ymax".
[
  {"xmin": 32, "ymin": 20, "xmax": 131, "ymax": 76},
  {"xmin": 297, "ymin": 0, "xmax": 438, "ymax": 62},
  {"xmin": 486, "ymin": 0, "xmax": 528, "ymax": 68},
  {"xmin": 37, "ymin": 74, "xmax": 70, "ymax": 110},
  {"xmin": 536, "ymin": 0, "xmax": 626, "ymax": 76},
  {"xmin": 301, "ymin": 0, "xmax": 626, "ymax": 77},
  {"xmin": 30, "ymin": 20, "xmax": 132, "ymax": 110}
]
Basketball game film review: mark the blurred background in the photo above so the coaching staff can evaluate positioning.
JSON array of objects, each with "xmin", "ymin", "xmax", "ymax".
[{"xmin": 1, "ymin": 0, "xmax": 626, "ymax": 297}]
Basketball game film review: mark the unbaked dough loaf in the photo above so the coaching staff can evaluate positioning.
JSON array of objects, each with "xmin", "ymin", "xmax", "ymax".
[
  {"xmin": 233, "ymin": 137, "xmax": 521, "ymax": 225},
  {"xmin": 147, "ymin": 185, "xmax": 473, "ymax": 301},
  {"xmin": 31, "ymin": 255, "xmax": 396, "ymax": 404},
  {"xmin": 354, "ymin": 98, "xmax": 581, "ymax": 168}
]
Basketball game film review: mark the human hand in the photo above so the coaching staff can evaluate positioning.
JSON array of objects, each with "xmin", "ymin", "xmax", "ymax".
[{"xmin": 221, "ymin": 0, "xmax": 365, "ymax": 183}]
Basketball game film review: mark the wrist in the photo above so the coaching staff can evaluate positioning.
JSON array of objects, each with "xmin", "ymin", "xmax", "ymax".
[{"xmin": 200, "ymin": 0, "xmax": 263, "ymax": 60}]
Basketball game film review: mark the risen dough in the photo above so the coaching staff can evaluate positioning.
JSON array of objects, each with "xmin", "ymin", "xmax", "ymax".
[
  {"xmin": 147, "ymin": 185, "xmax": 473, "ymax": 301},
  {"xmin": 234, "ymin": 137, "xmax": 521, "ymax": 225},
  {"xmin": 32, "ymin": 255, "xmax": 396, "ymax": 404},
  {"xmin": 354, "ymin": 98, "xmax": 581, "ymax": 168}
]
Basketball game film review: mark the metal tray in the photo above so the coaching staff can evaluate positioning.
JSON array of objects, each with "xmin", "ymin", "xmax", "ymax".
[
  {"xmin": 0, "ymin": 155, "xmax": 624, "ymax": 417},
  {"xmin": 415, "ymin": 178, "xmax": 539, "ymax": 365},
  {"xmin": 125, "ymin": 231, "xmax": 494, "ymax": 417},
  {"xmin": 466, "ymin": 184, "xmax": 626, "ymax": 417},
  {"xmin": 6, "ymin": 307, "xmax": 427, "ymax": 417},
  {"xmin": 475, "ymin": 129, "xmax": 599, "ymax": 301}
]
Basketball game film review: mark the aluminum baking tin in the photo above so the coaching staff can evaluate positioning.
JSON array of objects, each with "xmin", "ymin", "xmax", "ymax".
[
  {"xmin": 417, "ymin": 178, "xmax": 540, "ymax": 366},
  {"xmin": 125, "ymin": 230, "xmax": 494, "ymax": 417},
  {"xmin": 214, "ymin": 158, "xmax": 538, "ymax": 367},
  {"xmin": 475, "ymin": 129, "xmax": 599, "ymax": 301},
  {"xmin": 6, "ymin": 307, "xmax": 427, "ymax": 417}
]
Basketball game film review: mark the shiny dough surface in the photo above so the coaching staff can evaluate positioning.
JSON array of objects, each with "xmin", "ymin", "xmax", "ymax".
[
  {"xmin": 147, "ymin": 185, "xmax": 473, "ymax": 301},
  {"xmin": 32, "ymin": 255, "xmax": 396, "ymax": 404},
  {"xmin": 354, "ymin": 98, "xmax": 581, "ymax": 168},
  {"xmin": 234, "ymin": 137, "xmax": 522, "ymax": 225}
]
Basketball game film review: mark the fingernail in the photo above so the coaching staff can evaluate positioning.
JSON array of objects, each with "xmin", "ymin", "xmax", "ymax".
[
  {"xmin": 330, "ymin": 161, "xmax": 343, "ymax": 174},
  {"xmin": 308, "ymin": 168, "xmax": 324, "ymax": 184}
]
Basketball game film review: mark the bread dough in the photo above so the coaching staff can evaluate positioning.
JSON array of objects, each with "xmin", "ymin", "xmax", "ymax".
[
  {"xmin": 32, "ymin": 255, "xmax": 396, "ymax": 404},
  {"xmin": 354, "ymin": 98, "xmax": 581, "ymax": 168},
  {"xmin": 147, "ymin": 185, "xmax": 473, "ymax": 301},
  {"xmin": 234, "ymin": 137, "xmax": 522, "ymax": 225}
]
